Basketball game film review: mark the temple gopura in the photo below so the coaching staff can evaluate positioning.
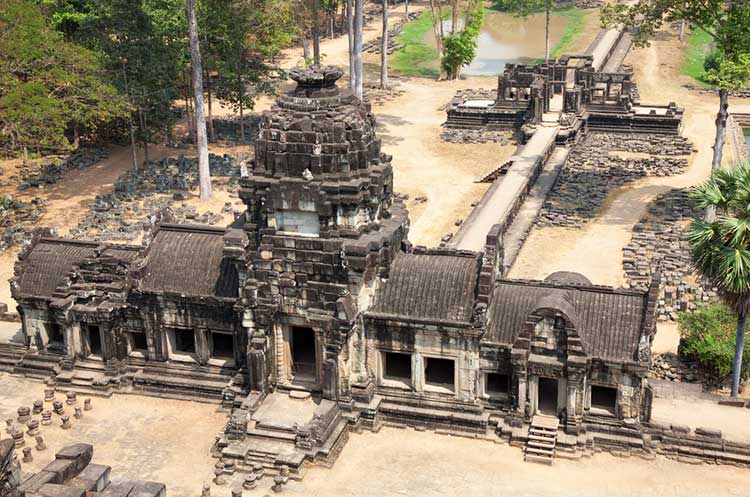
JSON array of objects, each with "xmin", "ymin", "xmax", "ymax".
[{"xmin": 5, "ymin": 65, "xmax": 660, "ymax": 471}]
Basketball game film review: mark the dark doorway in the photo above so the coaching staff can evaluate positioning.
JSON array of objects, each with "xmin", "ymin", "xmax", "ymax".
[
  {"xmin": 86, "ymin": 325, "xmax": 102, "ymax": 357},
  {"xmin": 537, "ymin": 377, "xmax": 558, "ymax": 415},
  {"xmin": 383, "ymin": 352, "xmax": 412, "ymax": 384},
  {"xmin": 291, "ymin": 327, "xmax": 316, "ymax": 381},
  {"xmin": 424, "ymin": 357, "xmax": 455, "ymax": 391},
  {"xmin": 211, "ymin": 332, "xmax": 234, "ymax": 359},
  {"xmin": 591, "ymin": 385, "xmax": 617, "ymax": 415}
]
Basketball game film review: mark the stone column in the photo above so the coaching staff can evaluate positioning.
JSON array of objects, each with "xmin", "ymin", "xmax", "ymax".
[
  {"xmin": 322, "ymin": 354, "xmax": 339, "ymax": 401},
  {"xmin": 195, "ymin": 326, "xmax": 210, "ymax": 365},
  {"xmin": 247, "ymin": 337, "xmax": 267, "ymax": 392}
]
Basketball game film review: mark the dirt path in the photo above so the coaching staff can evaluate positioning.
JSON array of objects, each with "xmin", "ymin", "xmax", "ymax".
[{"xmin": 510, "ymin": 29, "xmax": 750, "ymax": 286}]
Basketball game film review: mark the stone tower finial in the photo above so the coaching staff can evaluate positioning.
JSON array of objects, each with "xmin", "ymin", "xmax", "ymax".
[{"xmin": 288, "ymin": 65, "xmax": 344, "ymax": 98}]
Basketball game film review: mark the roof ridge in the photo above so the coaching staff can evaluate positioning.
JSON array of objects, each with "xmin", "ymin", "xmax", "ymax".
[
  {"xmin": 496, "ymin": 278, "xmax": 647, "ymax": 296},
  {"xmin": 158, "ymin": 223, "xmax": 226, "ymax": 235}
]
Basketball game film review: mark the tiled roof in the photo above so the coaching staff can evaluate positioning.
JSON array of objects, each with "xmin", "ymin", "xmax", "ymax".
[
  {"xmin": 486, "ymin": 279, "xmax": 648, "ymax": 363},
  {"xmin": 140, "ymin": 224, "xmax": 238, "ymax": 299},
  {"xmin": 15, "ymin": 239, "xmax": 98, "ymax": 298},
  {"xmin": 369, "ymin": 251, "xmax": 480, "ymax": 324}
]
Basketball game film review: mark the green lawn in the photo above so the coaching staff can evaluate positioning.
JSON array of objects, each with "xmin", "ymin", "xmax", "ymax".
[
  {"xmin": 389, "ymin": 11, "xmax": 441, "ymax": 77},
  {"xmin": 390, "ymin": 7, "xmax": 589, "ymax": 78},
  {"xmin": 681, "ymin": 27, "xmax": 714, "ymax": 86}
]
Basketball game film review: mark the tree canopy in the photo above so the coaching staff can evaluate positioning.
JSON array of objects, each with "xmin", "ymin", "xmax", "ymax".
[{"xmin": 0, "ymin": 0, "xmax": 130, "ymax": 155}]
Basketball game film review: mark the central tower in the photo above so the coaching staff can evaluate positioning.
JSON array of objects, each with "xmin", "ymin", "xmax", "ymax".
[{"xmin": 237, "ymin": 65, "xmax": 408, "ymax": 401}]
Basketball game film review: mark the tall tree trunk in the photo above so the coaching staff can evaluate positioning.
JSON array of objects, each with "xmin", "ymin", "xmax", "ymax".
[
  {"xmin": 137, "ymin": 105, "xmax": 149, "ymax": 164},
  {"xmin": 238, "ymin": 73, "xmax": 245, "ymax": 143},
  {"xmin": 330, "ymin": 12, "xmax": 335, "ymax": 39},
  {"xmin": 732, "ymin": 312, "xmax": 747, "ymax": 397},
  {"xmin": 678, "ymin": 19, "xmax": 686, "ymax": 42},
  {"xmin": 312, "ymin": 0, "xmax": 321, "ymax": 64},
  {"xmin": 545, "ymin": 3, "xmax": 551, "ymax": 61},
  {"xmin": 707, "ymin": 88, "xmax": 729, "ymax": 220},
  {"xmin": 354, "ymin": 0, "xmax": 364, "ymax": 98},
  {"xmin": 381, "ymin": 0, "xmax": 389, "ymax": 89},
  {"xmin": 302, "ymin": 35, "xmax": 311, "ymax": 61},
  {"xmin": 405, "ymin": 0, "xmax": 408, "ymax": 18},
  {"xmin": 206, "ymin": 68, "xmax": 215, "ymax": 143},
  {"xmin": 187, "ymin": 0, "xmax": 212, "ymax": 200},
  {"xmin": 348, "ymin": 0, "xmax": 355, "ymax": 88}
]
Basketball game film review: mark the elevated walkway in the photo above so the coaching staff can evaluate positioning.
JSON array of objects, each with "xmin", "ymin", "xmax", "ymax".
[{"xmin": 450, "ymin": 126, "xmax": 559, "ymax": 252}]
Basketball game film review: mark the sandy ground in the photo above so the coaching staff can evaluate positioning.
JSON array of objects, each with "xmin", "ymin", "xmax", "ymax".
[
  {"xmin": 0, "ymin": 374, "xmax": 225, "ymax": 497},
  {"xmin": 284, "ymin": 428, "xmax": 747, "ymax": 497},
  {"xmin": 652, "ymin": 396, "xmax": 750, "ymax": 444},
  {"xmin": 5, "ymin": 370, "xmax": 750, "ymax": 497}
]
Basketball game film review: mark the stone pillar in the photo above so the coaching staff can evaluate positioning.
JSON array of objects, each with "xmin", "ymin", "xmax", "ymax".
[
  {"xmin": 322, "ymin": 355, "xmax": 339, "ymax": 401},
  {"xmin": 247, "ymin": 339, "xmax": 267, "ymax": 392},
  {"xmin": 195, "ymin": 327, "xmax": 210, "ymax": 366}
]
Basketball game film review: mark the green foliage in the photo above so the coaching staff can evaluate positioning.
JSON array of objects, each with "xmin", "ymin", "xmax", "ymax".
[
  {"xmin": 602, "ymin": 1, "xmax": 750, "ymax": 92},
  {"xmin": 495, "ymin": 0, "xmax": 551, "ymax": 18},
  {"xmin": 442, "ymin": 7, "xmax": 484, "ymax": 79},
  {"xmin": 0, "ymin": 0, "xmax": 129, "ymax": 155},
  {"xmin": 688, "ymin": 161, "xmax": 750, "ymax": 308},
  {"xmin": 678, "ymin": 304, "xmax": 750, "ymax": 379},
  {"xmin": 390, "ymin": 11, "xmax": 441, "ymax": 77}
]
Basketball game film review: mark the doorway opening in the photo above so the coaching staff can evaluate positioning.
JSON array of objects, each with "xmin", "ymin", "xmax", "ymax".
[
  {"xmin": 537, "ymin": 377, "xmax": 558, "ymax": 415},
  {"xmin": 86, "ymin": 325, "xmax": 102, "ymax": 357},
  {"xmin": 291, "ymin": 327, "xmax": 316, "ymax": 382}
]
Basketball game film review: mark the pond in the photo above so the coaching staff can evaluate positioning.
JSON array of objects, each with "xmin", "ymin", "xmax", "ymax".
[{"xmin": 430, "ymin": 10, "xmax": 571, "ymax": 76}]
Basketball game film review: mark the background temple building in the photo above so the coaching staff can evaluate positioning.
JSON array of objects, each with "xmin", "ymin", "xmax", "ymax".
[{"xmin": 6, "ymin": 65, "xmax": 660, "ymax": 470}]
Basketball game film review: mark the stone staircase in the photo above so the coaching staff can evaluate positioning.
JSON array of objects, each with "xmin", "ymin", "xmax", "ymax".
[
  {"xmin": 525, "ymin": 415, "xmax": 559, "ymax": 465},
  {"xmin": 476, "ymin": 158, "xmax": 515, "ymax": 183},
  {"xmin": 13, "ymin": 349, "xmax": 64, "ymax": 379},
  {"xmin": 0, "ymin": 342, "xmax": 27, "ymax": 373},
  {"xmin": 131, "ymin": 361, "xmax": 233, "ymax": 402},
  {"xmin": 54, "ymin": 358, "xmax": 115, "ymax": 397}
]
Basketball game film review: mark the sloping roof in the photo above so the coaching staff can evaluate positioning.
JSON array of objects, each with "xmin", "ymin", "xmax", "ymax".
[
  {"xmin": 140, "ymin": 224, "xmax": 238, "ymax": 299},
  {"xmin": 486, "ymin": 279, "xmax": 648, "ymax": 363},
  {"xmin": 369, "ymin": 251, "xmax": 480, "ymax": 324},
  {"xmin": 16, "ymin": 239, "xmax": 98, "ymax": 298}
]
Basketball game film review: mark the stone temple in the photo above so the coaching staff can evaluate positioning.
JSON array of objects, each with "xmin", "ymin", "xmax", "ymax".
[{"xmin": 3, "ymin": 65, "xmax": 668, "ymax": 473}]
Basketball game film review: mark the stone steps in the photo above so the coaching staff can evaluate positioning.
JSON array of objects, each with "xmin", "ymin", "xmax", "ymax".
[
  {"xmin": 524, "ymin": 415, "xmax": 559, "ymax": 465},
  {"xmin": 13, "ymin": 350, "xmax": 64, "ymax": 379},
  {"xmin": 0, "ymin": 342, "xmax": 26, "ymax": 372}
]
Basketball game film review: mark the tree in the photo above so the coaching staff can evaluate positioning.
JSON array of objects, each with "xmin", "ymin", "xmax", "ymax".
[
  {"xmin": 380, "ymin": 0, "xmax": 389, "ymax": 89},
  {"xmin": 428, "ymin": 0, "xmax": 484, "ymax": 79},
  {"xmin": 214, "ymin": 0, "xmax": 295, "ymax": 143},
  {"xmin": 0, "ymin": 0, "xmax": 129, "ymax": 157},
  {"xmin": 353, "ymin": 0, "xmax": 364, "ymax": 98},
  {"xmin": 498, "ymin": 0, "xmax": 553, "ymax": 61},
  {"xmin": 602, "ymin": 1, "xmax": 750, "ymax": 218},
  {"xmin": 347, "ymin": 0, "xmax": 354, "ymax": 87},
  {"xmin": 187, "ymin": 0, "xmax": 212, "ymax": 200},
  {"xmin": 688, "ymin": 161, "xmax": 750, "ymax": 397}
]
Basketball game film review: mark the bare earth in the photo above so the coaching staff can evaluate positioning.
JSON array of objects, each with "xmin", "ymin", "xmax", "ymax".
[{"xmin": 4, "ymin": 374, "xmax": 750, "ymax": 497}]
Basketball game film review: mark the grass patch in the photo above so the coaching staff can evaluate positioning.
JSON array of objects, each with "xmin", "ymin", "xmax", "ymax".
[
  {"xmin": 681, "ymin": 27, "xmax": 714, "ymax": 86},
  {"xmin": 390, "ymin": 11, "xmax": 441, "ymax": 77},
  {"xmin": 549, "ymin": 8, "xmax": 586, "ymax": 60}
]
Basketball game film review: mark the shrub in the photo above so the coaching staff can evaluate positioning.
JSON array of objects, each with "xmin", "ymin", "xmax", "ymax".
[{"xmin": 678, "ymin": 303, "xmax": 750, "ymax": 380}]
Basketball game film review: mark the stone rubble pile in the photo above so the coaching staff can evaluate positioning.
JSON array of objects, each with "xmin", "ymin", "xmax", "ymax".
[
  {"xmin": 363, "ymin": 82, "xmax": 405, "ymax": 106},
  {"xmin": 683, "ymin": 84, "xmax": 750, "ymax": 99},
  {"xmin": 538, "ymin": 132, "xmax": 691, "ymax": 228},
  {"xmin": 440, "ymin": 128, "xmax": 512, "ymax": 144},
  {"xmin": 16, "ymin": 147, "xmax": 109, "ymax": 190},
  {"xmin": 67, "ymin": 153, "xmax": 245, "ymax": 243},
  {"xmin": 0, "ymin": 195, "xmax": 47, "ymax": 251},
  {"xmin": 362, "ymin": 12, "xmax": 419, "ymax": 55},
  {"xmin": 622, "ymin": 188, "xmax": 718, "ymax": 320},
  {"xmin": 648, "ymin": 353, "xmax": 723, "ymax": 388}
]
